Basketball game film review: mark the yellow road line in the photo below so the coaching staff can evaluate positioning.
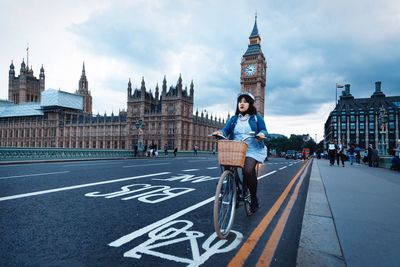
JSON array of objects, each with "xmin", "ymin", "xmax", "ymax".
[
  {"xmin": 228, "ymin": 160, "xmax": 311, "ymax": 266},
  {"xmin": 256, "ymin": 160, "xmax": 311, "ymax": 266}
]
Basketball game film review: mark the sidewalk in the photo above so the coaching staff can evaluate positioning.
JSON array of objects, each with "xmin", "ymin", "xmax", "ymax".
[{"xmin": 297, "ymin": 159, "xmax": 400, "ymax": 267}]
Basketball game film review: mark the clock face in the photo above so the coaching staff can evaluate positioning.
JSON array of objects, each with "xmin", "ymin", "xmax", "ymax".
[{"xmin": 244, "ymin": 64, "xmax": 256, "ymax": 76}]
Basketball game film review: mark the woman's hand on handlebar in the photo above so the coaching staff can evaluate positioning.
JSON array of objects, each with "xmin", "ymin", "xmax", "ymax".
[
  {"xmin": 209, "ymin": 131, "xmax": 226, "ymax": 139},
  {"xmin": 256, "ymin": 132, "xmax": 265, "ymax": 140},
  {"xmin": 212, "ymin": 131, "xmax": 223, "ymax": 136}
]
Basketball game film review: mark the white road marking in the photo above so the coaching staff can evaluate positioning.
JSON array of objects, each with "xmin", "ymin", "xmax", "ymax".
[
  {"xmin": 279, "ymin": 166, "xmax": 288, "ymax": 170},
  {"xmin": 187, "ymin": 159, "xmax": 216, "ymax": 163},
  {"xmin": 123, "ymin": 163, "xmax": 171, "ymax": 168},
  {"xmin": 0, "ymin": 171, "xmax": 70, "ymax": 180},
  {"xmin": 109, "ymin": 196, "xmax": 215, "ymax": 247},
  {"xmin": 62, "ymin": 161, "xmax": 124, "ymax": 167},
  {"xmin": 0, "ymin": 172, "xmax": 170, "ymax": 202},
  {"xmin": 206, "ymin": 167, "xmax": 218, "ymax": 170},
  {"xmin": 182, "ymin": 169, "xmax": 200, "ymax": 172},
  {"xmin": 109, "ymin": 169, "xmax": 278, "ymax": 247},
  {"xmin": 257, "ymin": 171, "xmax": 276, "ymax": 180}
]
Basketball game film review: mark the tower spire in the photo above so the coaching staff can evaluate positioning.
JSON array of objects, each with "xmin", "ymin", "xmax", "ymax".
[
  {"xmin": 26, "ymin": 43, "xmax": 29, "ymax": 68},
  {"xmin": 250, "ymin": 13, "xmax": 259, "ymax": 38},
  {"xmin": 82, "ymin": 61, "xmax": 86, "ymax": 75}
]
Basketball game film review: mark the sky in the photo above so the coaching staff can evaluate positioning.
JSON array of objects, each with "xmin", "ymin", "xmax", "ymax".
[{"xmin": 1, "ymin": 0, "xmax": 399, "ymax": 143}]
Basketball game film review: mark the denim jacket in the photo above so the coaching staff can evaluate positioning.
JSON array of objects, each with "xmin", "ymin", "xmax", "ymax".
[{"xmin": 221, "ymin": 114, "xmax": 269, "ymax": 141}]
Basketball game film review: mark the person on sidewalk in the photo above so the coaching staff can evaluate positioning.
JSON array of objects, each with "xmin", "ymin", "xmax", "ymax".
[
  {"xmin": 336, "ymin": 141, "xmax": 346, "ymax": 167},
  {"xmin": 347, "ymin": 143, "xmax": 355, "ymax": 165},
  {"xmin": 164, "ymin": 144, "xmax": 168, "ymax": 156},
  {"xmin": 355, "ymin": 145, "xmax": 361, "ymax": 164},
  {"xmin": 391, "ymin": 139, "xmax": 400, "ymax": 171},
  {"xmin": 368, "ymin": 144, "xmax": 379, "ymax": 167},
  {"xmin": 327, "ymin": 139, "xmax": 337, "ymax": 166}
]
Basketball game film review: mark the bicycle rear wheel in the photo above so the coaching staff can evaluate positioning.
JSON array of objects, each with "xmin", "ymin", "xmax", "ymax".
[{"xmin": 214, "ymin": 170, "xmax": 237, "ymax": 239}]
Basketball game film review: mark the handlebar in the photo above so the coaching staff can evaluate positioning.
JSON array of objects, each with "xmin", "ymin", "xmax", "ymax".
[
  {"xmin": 208, "ymin": 133, "xmax": 227, "ymax": 140},
  {"xmin": 209, "ymin": 131, "xmax": 258, "ymax": 141}
]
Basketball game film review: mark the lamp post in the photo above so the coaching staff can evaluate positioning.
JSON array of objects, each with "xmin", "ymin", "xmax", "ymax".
[
  {"xmin": 378, "ymin": 106, "xmax": 388, "ymax": 156},
  {"xmin": 135, "ymin": 120, "xmax": 145, "ymax": 154}
]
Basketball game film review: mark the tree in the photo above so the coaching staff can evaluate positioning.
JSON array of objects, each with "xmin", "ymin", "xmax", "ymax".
[{"xmin": 265, "ymin": 134, "xmax": 318, "ymax": 156}]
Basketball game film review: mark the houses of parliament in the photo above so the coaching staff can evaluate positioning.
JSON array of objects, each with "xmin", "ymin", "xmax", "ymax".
[{"xmin": 0, "ymin": 17, "xmax": 267, "ymax": 151}]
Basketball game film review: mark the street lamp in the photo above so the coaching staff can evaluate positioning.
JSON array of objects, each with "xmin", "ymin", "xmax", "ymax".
[
  {"xmin": 134, "ymin": 120, "xmax": 145, "ymax": 154},
  {"xmin": 378, "ymin": 106, "xmax": 388, "ymax": 156}
]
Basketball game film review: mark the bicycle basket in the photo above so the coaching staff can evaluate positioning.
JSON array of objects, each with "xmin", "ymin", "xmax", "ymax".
[{"xmin": 217, "ymin": 140, "xmax": 248, "ymax": 168}]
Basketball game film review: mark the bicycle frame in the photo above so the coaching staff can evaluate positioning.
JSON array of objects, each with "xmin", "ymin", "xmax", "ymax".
[{"xmin": 219, "ymin": 166, "xmax": 249, "ymax": 206}]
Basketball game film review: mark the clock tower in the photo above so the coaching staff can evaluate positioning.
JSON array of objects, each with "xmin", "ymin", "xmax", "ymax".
[{"xmin": 240, "ymin": 15, "xmax": 267, "ymax": 116}]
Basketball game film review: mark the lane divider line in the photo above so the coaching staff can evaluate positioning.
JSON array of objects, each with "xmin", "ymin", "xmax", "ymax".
[
  {"xmin": 0, "ymin": 172, "xmax": 170, "ymax": 202},
  {"xmin": 0, "ymin": 171, "xmax": 70, "ymax": 180},
  {"xmin": 256, "ymin": 160, "xmax": 312, "ymax": 266},
  {"xmin": 257, "ymin": 171, "xmax": 276, "ymax": 180},
  {"xmin": 123, "ymin": 163, "xmax": 171, "ymax": 168},
  {"xmin": 228, "ymin": 161, "xmax": 309, "ymax": 266}
]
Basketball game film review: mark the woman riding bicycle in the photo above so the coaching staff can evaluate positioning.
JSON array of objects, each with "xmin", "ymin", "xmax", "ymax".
[{"xmin": 213, "ymin": 92, "xmax": 268, "ymax": 213}]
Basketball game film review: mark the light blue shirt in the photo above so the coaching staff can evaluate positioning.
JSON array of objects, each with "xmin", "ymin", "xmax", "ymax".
[{"xmin": 233, "ymin": 115, "xmax": 267, "ymax": 163}]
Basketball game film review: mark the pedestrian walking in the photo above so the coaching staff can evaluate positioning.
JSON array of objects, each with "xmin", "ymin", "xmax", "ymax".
[
  {"xmin": 336, "ymin": 141, "xmax": 346, "ymax": 167},
  {"xmin": 390, "ymin": 139, "xmax": 400, "ymax": 171},
  {"xmin": 347, "ymin": 143, "xmax": 355, "ymax": 165},
  {"xmin": 368, "ymin": 144, "xmax": 373, "ymax": 167},
  {"xmin": 355, "ymin": 145, "xmax": 361, "ymax": 164},
  {"xmin": 173, "ymin": 147, "xmax": 178, "ymax": 157},
  {"xmin": 327, "ymin": 139, "xmax": 337, "ymax": 166}
]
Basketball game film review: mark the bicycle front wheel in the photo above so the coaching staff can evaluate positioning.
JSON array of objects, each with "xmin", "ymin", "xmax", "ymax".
[{"xmin": 214, "ymin": 170, "xmax": 237, "ymax": 239}]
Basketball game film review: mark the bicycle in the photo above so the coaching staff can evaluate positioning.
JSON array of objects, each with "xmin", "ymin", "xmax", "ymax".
[{"xmin": 210, "ymin": 132, "xmax": 258, "ymax": 239}]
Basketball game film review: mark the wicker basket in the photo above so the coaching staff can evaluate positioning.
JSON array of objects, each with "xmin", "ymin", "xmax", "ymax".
[{"xmin": 217, "ymin": 140, "xmax": 248, "ymax": 168}]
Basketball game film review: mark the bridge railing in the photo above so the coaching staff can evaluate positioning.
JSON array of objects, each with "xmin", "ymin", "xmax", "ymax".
[
  {"xmin": 0, "ymin": 147, "xmax": 216, "ymax": 162},
  {"xmin": 0, "ymin": 147, "xmax": 133, "ymax": 162}
]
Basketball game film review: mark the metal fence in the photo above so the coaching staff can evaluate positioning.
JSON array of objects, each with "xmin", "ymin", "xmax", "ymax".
[
  {"xmin": 0, "ymin": 147, "xmax": 133, "ymax": 162},
  {"xmin": 0, "ymin": 147, "xmax": 215, "ymax": 162}
]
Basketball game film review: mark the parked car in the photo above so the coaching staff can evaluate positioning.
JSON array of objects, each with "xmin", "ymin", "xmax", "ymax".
[{"xmin": 285, "ymin": 150, "xmax": 297, "ymax": 159}]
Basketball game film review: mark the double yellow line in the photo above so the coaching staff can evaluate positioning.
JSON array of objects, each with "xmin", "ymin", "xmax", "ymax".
[{"xmin": 228, "ymin": 159, "xmax": 312, "ymax": 266}]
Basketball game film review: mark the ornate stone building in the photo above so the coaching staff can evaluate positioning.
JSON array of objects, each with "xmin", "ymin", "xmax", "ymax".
[
  {"xmin": 126, "ymin": 75, "xmax": 223, "ymax": 151},
  {"xmin": 324, "ymin": 82, "xmax": 400, "ymax": 151},
  {"xmin": 0, "ymin": 62, "xmax": 223, "ymax": 151},
  {"xmin": 8, "ymin": 59, "xmax": 45, "ymax": 104},
  {"xmin": 240, "ymin": 15, "xmax": 267, "ymax": 116}
]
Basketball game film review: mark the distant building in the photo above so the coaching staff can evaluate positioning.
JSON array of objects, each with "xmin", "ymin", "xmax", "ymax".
[
  {"xmin": 0, "ymin": 63, "xmax": 223, "ymax": 150},
  {"xmin": 324, "ymin": 82, "xmax": 400, "ymax": 150},
  {"xmin": 8, "ymin": 59, "xmax": 45, "ymax": 104}
]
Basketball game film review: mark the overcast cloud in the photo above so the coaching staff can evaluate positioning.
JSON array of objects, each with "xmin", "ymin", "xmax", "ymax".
[{"xmin": 1, "ymin": 0, "xmax": 399, "ymax": 142}]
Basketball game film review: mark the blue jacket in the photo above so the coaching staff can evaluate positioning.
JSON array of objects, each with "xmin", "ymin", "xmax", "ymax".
[{"xmin": 221, "ymin": 114, "xmax": 269, "ymax": 140}]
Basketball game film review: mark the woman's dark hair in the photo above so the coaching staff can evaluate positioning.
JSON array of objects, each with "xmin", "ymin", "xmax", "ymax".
[{"xmin": 235, "ymin": 95, "xmax": 257, "ymax": 115}]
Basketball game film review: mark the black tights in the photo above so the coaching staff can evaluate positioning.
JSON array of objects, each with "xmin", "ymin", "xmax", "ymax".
[{"xmin": 242, "ymin": 157, "xmax": 258, "ymax": 201}]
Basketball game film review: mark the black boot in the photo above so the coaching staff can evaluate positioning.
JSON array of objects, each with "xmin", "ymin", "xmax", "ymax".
[{"xmin": 250, "ymin": 197, "xmax": 260, "ymax": 213}]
